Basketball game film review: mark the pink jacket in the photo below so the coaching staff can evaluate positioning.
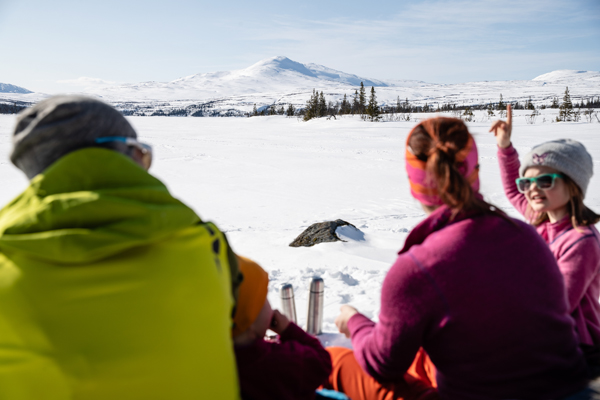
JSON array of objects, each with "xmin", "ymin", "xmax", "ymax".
[
  {"xmin": 498, "ymin": 144, "xmax": 600, "ymax": 346},
  {"xmin": 348, "ymin": 206, "xmax": 587, "ymax": 400}
]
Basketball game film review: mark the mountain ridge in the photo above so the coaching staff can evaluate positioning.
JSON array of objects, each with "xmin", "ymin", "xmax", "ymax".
[
  {"xmin": 0, "ymin": 83, "xmax": 32, "ymax": 94},
  {"xmin": 74, "ymin": 58, "xmax": 600, "ymax": 102},
  {"xmin": 1, "ymin": 57, "xmax": 599, "ymax": 117}
]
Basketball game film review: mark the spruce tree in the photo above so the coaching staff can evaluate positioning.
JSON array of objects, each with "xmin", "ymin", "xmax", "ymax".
[
  {"xmin": 319, "ymin": 91, "xmax": 327, "ymax": 117},
  {"xmin": 252, "ymin": 104, "xmax": 258, "ymax": 116},
  {"xmin": 396, "ymin": 96, "xmax": 401, "ymax": 113},
  {"xmin": 358, "ymin": 82, "xmax": 366, "ymax": 115},
  {"xmin": 303, "ymin": 89, "xmax": 317, "ymax": 121},
  {"xmin": 526, "ymin": 97, "xmax": 535, "ymax": 110},
  {"xmin": 487, "ymin": 104, "xmax": 495, "ymax": 118},
  {"xmin": 340, "ymin": 94, "xmax": 349, "ymax": 115},
  {"xmin": 352, "ymin": 90, "xmax": 359, "ymax": 115},
  {"xmin": 366, "ymin": 86, "xmax": 380, "ymax": 121},
  {"xmin": 303, "ymin": 98, "xmax": 311, "ymax": 121},
  {"xmin": 497, "ymin": 94, "xmax": 506, "ymax": 111},
  {"xmin": 286, "ymin": 104, "xmax": 296, "ymax": 117},
  {"xmin": 559, "ymin": 87, "xmax": 574, "ymax": 122}
]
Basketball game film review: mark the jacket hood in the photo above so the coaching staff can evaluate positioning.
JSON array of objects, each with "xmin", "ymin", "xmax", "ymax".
[{"xmin": 0, "ymin": 148, "xmax": 200, "ymax": 264}]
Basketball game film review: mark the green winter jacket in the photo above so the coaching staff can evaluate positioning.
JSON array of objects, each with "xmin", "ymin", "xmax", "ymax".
[{"xmin": 0, "ymin": 148, "xmax": 240, "ymax": 399}]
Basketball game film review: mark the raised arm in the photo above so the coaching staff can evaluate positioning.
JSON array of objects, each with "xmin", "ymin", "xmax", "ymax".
[
  {"xmin": 490, "ymin": 104, "xmax": 512, "ymax": 149},
  {"xmin": 490, "ymin": 105, "xmax": 529, "ymax": 216}
]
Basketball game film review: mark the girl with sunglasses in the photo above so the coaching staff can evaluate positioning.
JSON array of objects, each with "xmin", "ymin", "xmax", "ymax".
[{"xmin": 491, "ymin": 104, "xmax": 600, "ymax": 370}]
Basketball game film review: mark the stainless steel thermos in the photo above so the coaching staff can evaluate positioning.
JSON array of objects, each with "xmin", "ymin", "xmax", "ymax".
[
  {"xmin": 306, "ymin": 277, "xmax": 324, "ymax": 335},
  {"xmin": 280, "ymin": 283, "xmax": 297, "ymax": 324}
]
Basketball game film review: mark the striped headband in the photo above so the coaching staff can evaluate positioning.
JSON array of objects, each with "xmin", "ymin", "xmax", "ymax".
[{"xmin": 405, "ymin": 120, "xmax": 480, "ymax": 206}]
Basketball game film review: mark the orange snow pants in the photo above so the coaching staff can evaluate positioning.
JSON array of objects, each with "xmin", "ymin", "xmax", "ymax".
[{"xmin": 323, "ymin": 347, "xmax": 439, "ymax": 400}]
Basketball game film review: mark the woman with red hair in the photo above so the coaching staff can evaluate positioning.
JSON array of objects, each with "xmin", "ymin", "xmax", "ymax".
[{"xmin": 324, "ymin": 117, "xmax": 589, "ymax": 399}]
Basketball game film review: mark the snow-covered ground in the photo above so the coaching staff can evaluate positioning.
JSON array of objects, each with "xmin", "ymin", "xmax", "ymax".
[{"xmin": 0, "ymin": 111, "xmax": 599, "ymax": 334}]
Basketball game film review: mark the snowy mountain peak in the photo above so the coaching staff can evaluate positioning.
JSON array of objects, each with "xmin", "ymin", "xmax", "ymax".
[
  {"xmin": 89, "ymin": 56, "xmax": 395, "ymax": 101},
  {"xmin": 532, "ymin": 70, "xmax": 600, "ymax": 82},
  {"xmin": 232, "ymin": 56, "xmax": 386, "ymax": 87},
  {"xmin": 0, "ymin": 83, "xmax": 33, "ymax": 94},
  {"xmin": 246, "ymin": 56, "xmax": 317, "ymax": 78}
]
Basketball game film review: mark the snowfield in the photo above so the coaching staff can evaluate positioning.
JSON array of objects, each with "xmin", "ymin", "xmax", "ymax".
[{"xmin": 0, "ymin": 111, "xmax": 598, "ymax": 334}]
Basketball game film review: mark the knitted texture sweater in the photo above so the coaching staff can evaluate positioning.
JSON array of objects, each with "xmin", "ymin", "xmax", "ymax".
[
  {"xmin": 498, "ymin": 144, "xmax": 600, "ymax": 346},
  {"xmin": 348, "ymin": 206, "xmax": 587, "ymax": 400}
]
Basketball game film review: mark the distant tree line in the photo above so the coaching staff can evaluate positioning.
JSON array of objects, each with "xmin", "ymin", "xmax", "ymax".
[
  {"xmin": 131, "ymin": 86, "xmax": 599, "ymax": 120},
  {"xmin": 3, "ymin": 87, "xmax": 598, "ymax": 119},
  {"xmin": 248, "ymin": 87, "xmax": 600, "ymax": 121},
  {"xmin": 298, "ymin": 82, "xmax": 381, "ymax": 121},
  {"xmin": 0, "ymin": 102, "xmax": 29, "ymax": 114}
]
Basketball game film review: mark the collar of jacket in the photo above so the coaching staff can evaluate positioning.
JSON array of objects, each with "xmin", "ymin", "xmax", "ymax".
[{"xmin": 0, "ymin": 148, "xmax": 200, "ymax": 264}]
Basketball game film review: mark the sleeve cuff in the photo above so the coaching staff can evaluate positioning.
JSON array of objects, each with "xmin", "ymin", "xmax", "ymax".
[
  {"xmin": 347, "ymin": 313, "xmax": 376, "ymax": 336},
  {"xmin": 498, "ymin": 143, "xmax": 516, "ymax": 156},
  {"xmin": 279, "ymin": 322, "xmax": 307, "ymax": 341}
]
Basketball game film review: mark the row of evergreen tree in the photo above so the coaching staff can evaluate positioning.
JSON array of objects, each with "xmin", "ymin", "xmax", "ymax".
[
  {"xmin": 548, "ymin": 95, "xmax": 600, "ymax": 109},
  {"xmin": 248, "ymin": 86, "xmax": 598, "ymax": 122},
  {"xmin": 249, "ymin": 82, "xmax": 384, "ymax": 121},
  {"xmin": 2, "ymin": 88, "xmax": 595, "ymax": 118},
  {"xmin": 0, "ymin": 102, "xmax": 28, "ymax": 114},
  {"xmin": 303, "ymin": 83, "xmax": 381, "ymax": 121}
]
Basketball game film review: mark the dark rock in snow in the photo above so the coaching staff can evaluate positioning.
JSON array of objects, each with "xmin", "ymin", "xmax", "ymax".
[{"xmin": 289, "ymin": 219, "xmax": 357, "ymax": 247}]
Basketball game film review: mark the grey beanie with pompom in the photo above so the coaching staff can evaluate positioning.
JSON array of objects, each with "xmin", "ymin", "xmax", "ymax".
[
  {"xmin": 519, "ymin": 139, "xmax": 593, "ymax": 197},
  {"xmin": 11, "ymin": 95, "xmax": 137, "ymax": 179}
]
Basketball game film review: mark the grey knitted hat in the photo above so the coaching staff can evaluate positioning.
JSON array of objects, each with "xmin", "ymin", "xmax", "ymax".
[
  {"xmin": 520, "ymin": 139, "xmax": 593, "ymax": 197},
  {"xmin": 11, "ymin": 95, "xmax": 137, "ymax": 179}
]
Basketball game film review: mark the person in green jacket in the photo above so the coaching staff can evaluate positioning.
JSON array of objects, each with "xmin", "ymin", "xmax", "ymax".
[{"xmin": 0, "ymin": 95, "xmax": 242, "ymax": 400}]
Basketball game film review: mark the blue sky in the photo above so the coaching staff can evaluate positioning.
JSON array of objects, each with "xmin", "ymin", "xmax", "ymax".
[{"xmin": 0, "ymin": 0, "xmax": 599, "ymax": 93}]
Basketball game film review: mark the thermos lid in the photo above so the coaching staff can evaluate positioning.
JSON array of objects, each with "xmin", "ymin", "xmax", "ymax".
[{"xmin": 310, "ymin": 277, "xmax": 324, "ymax": 293}]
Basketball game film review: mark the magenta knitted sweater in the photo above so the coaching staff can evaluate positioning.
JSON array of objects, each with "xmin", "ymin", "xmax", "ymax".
[
  {"xmin": 498, "ymin": 144, "xmax": 600, "ymax": 346},
  {"xmin": 348, "ymin": 206, "xmax": 587, "ymax": 399}
]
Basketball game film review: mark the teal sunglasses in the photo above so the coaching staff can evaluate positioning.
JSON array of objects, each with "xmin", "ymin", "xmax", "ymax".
[
  {"xmin": 95, "ymin": 136, "xmax": 153, "ymax": 169},
  {"xmin": 515, "ymin": 173, "xmax": 564, "ymax": 193}
]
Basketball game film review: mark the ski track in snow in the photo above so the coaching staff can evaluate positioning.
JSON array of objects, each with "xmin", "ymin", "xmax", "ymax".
[{"xmin": 0, "ymin": 112, "xmax": 599, "ymax": 333}]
